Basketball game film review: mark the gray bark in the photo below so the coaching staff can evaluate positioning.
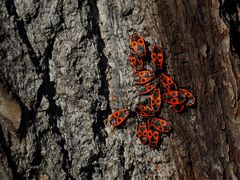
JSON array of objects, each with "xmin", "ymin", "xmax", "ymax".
[{"xmin": 0, "ymin": 0, "xmax": 240, "ymax": 179}]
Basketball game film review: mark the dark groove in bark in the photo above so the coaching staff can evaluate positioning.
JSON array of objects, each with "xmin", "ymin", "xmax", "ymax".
[
  {"xmin": 119, "ymin": 143, "xmax": 125, "ymax": 168},
  {"xmin": 91, "ymin": 0, "xmax": 110, "ymax": 145},
  {"xmin": 79, "ymin": 154, "xmax": 100, "ymax": 180},
  {"xmin": 5, "ymin": 0, "xmax": 18, "ymax": 17},
  {"xmin": 219, "ymin": 1, "xmax": 240, "ymax": 178},
  {"xmin": 124, "ymin": 163, "xmax": 135, "ymax": 180},
  {"xmin": 119, "ymin": 143, "xmax": 135, "ymax": 179},
  {"xmin": 5, "ymin": 0, "xmax": 41, "ymax": 74},
  {"xmin": 119, "ymin": 143, "xmax": 134, "ymax": 180},
  {"xmin": 0, "ymin": 75, "xmax": 36, "ymax": 138},
  {"xmin": 4, "ymin": 0, "xmax": 73, "ymax": 178},
  {"xmin": 25, "ymin": 3, "xmax": 40, "ymax": 24},
  {"xmin": 0, "ymin": 56, "xmax": 45, "ymax": 179},
  {"xmin": 0, "ymin": 125, "xmax": 24, "ymax": 179},
  {"xmin": 41, "ymin": 36, "xmax": 74, "ymax": 180},
  {"xmin": 77, "ymin": 0, "xmax": 84, "ymax": 10},
  {"xmin": 219, "ymin": 0, "xmax": 240, "ymax": 59},
  {"xmin": 78, "ymin": 1, "xmax": 110, "ymax": 178},
  {"xmin": 89, "ymin": 0, "xmax": 110, "ymax": 148}
]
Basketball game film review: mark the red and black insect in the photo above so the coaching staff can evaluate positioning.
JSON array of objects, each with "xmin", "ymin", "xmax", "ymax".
[
  {"xmin": 151, "ymin": 44, "xmax": 164, "ymax": 70},
  {"xmin": 150, "ymin": 88, "xmax": 161, "ymax": 112},
  {"xmin": 108, "ymin": 109, "xmax": 130, "ymax": 127},
  {"xmin": 159, "ymin": 73, "xmax": 178, "ymax": 92},
  {"xmin": 137, "ymin": 119, "xmax": 160, "ymax": 147},
  {"xmin": 180, "ymin": 88, "xmax": 196, "ymax": 106},
  {"xmin": 135, "ymin": 104, "xmax": 154, "ymax": 117},
  {"xmin": 147, "ymin": 125, "xmax": 160, "ymax": 147},
  {"xmin": 137, "ymin": 121, "xmax": 148, "ymax": 145},
  {"xmin": 137, "ymin": 118, "xmax": 172, "ymax": 147},
  {"xmin": 137, "ymin": 78, "xmax": 159, "ymax": 95},
  {"xmin": 162, "ymin": 90, "xmax": 186, "ymax": 105},
  {"xmin": 171, "ymin": 104, "xmax": 185, "ymax": 113},
  {"xmin": 150, "ymin": 117, "xmax": 172, "ymax": 133},
  {"xmin": 129, "ymin": 49, "xmax": 144, "ymax": 72},
  {"xmin": 134, "ymin": 69, "xmax": 155, "ymax": 85},
  {"xmin": 130, "ymin": 33, "xmax": 146, "ymax": 58},
  {"xmin": 162, "ymin": 89, "xmax": 196, "ymax": 112},
  {"xmin": 107, "ymin": 33, "xmax": 196, "ymax": 148}
]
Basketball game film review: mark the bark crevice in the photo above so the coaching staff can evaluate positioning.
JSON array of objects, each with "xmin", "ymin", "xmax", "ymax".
[
  {"xmin": 220, "ymin": 0, "xmax": 240, "ymax": 59},
  {"xmin": 0, "ymin": 125, "xmax": 24, "ymax": 179},
  {"xmin": 89, "ymin": 0, "xmax": 110, "ymax": 152}
]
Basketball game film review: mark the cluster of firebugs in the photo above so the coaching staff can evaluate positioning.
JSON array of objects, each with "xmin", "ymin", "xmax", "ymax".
[{"xmin": 108, "ymin": 33, "xmax": 196, "ymax": 147}]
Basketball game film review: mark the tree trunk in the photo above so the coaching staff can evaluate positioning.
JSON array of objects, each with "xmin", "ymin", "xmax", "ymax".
[{"xmin": 0, "ymin": 0, "xmax": 240, "ymax": 179}]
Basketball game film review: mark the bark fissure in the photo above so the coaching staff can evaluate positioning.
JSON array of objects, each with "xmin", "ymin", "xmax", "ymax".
[
  {"xmin": 0, "ymin": 125, "xmax": 24, "ymax": 179},
  {"xmin": 5, "ymin": 0, "xmax": 41, "ymax": 74},
  {"xmin": 220, "ymin": 0, "xmax": 240, "ymax": 59},
  {"xmin": 79, "ymin": 1, "xmax": 111, "ymax": 178},
  {"xmin": 37, "ymin": 21, "xmax": 74, "ymax": 180},
  {"xmin": 119, "ymin": 143, "xmax": 125, "ymax": 168},
  {"xmin": 4, "ymin": 0, "xmax": 74, "ymax": 178},
  {"xmin": 25, "ymin": 4, "xmax": 40, "ymax": 25},
  {"xmin": 89, "ymin": 0, "xmax": 110, "ymax": 154},
  {"xmin": 119, "ymin": 143, "xmax": 135, "ymax": 180},
  {"xmin": 123, "ymin": 163, "xmax": 135, "ymax": 180},
  {"xmin": 79, "ymin": 154, "xmax": 100, "ymax": 179}
]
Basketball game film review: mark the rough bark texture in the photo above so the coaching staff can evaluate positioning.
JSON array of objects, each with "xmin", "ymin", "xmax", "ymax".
[{"xmin": 0, "ymin": 0, "xmax": 240, "ymax": 179}]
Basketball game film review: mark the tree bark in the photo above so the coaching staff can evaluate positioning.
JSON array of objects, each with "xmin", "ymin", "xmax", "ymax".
[{"xmin": 0, "ymin": 0, "xmax": 240, "ymax": 179}]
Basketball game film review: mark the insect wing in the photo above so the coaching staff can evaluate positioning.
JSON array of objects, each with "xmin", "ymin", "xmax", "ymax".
[
  {"xmin": 151, "ymin": 44, "xmax": 164, "ymax": 70},
  {"xmin": 150, "ymin": 88, "xmax": 161, "ymax": 111},
  {"xmin": 108, "ymin": 109, "xmax": 130, "ymax": 127},
  {"xmin": 137, "ymin": 78, "xmax": 158, "ymax": 95},
  {"xmin": 159, "ymin": 73, "xmax": 178, "ymax": 91},
  {"xmin": 180, "ymin": 88, "xmax": 196, "ymax": 106},
  {"xmin": 129, "ymin": 49, "xmax": 144, "ymax": 71},
  {"xmin": 147, "ymin": 119, "xmax": 159, "ymax": 147},
  {"xmin": 171, "ymin": 104, "xmax": 185, "ymax": 113},
  {"xmin": 162, "ymin": 90, "xmax": 186, "ymax": 105},
  {"xmin": 130, "ymin": 33, "xmax": 146, "ymax": 58},
  {"xmin": 135, "ymin": 104, "xmax": 154, "ymax": 117},
  {"xmin": 134, "ymin": 69, "xmax": 155, "ymax": 85},
  {"xmin": 151, "ymin": 118, "xmax": 172, "ymax": 133},
  {"xmin": 137, "ymin": 122, "xmax": 148, "ymax": 145}
]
